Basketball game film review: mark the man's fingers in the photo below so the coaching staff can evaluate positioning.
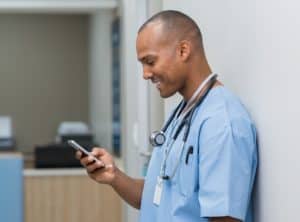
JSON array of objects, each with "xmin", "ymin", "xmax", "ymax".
[
  {"xmin": 80, "ymin": 155, "xmax": 96, "ymax": 167},
  {"xmin": 91, "ymin": 148, "xmax": 106, "ymax": 157},
  {"xmin": 75, "ymin": 150, "xmax": 82, "ymax": 159},
  {"xmin": 86, "ymin": 161, "xmax": 105, "ymax": 173},
  {"xmin": 76, "ymin": 147, "xmax": 108, "ymax": 170}
]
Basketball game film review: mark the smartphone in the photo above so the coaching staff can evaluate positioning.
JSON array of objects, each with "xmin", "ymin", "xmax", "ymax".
[{"xmin": 68, "ymin": 140, "xmax": 99, "ymax": 163}]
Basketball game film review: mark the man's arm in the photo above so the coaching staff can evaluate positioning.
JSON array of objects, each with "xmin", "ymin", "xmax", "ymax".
[
  {"xmin": 76, "ymin": 148, "xmax": 144, "ymax": 209},
  {"xmin": 111, "ymin": 168, "xmax": 144, "ymax": 209},
  {"xmin": 210, "ymin": 217, "xmax": 241, "ymax": 222}
]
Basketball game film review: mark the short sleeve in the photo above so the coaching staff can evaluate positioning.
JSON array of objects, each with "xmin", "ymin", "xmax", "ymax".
[{"xmin": 198, "ymin": 115, "xmax": 257, "ymax": 220}]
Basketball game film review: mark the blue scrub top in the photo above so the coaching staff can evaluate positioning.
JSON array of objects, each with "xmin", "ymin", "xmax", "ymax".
[{"xmin": 139, "ymin": 86, "xmax": 258, "ymax": 222}]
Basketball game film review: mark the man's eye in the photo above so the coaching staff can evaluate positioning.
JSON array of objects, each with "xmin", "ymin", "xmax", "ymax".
[{"xmin": 146, "ymin": 60, "xmax": 154, "ymax": 65}]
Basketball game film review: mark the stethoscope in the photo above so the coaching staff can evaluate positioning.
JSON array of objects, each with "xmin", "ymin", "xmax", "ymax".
[{"xmin": 149, "ymin": 73, "xmax": 218, "ymax": 180}]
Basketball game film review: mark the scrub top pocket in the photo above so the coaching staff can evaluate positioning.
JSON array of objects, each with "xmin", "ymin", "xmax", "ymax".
[{"xmin": 178, "ymin": 145, "xmax": 198, "ymax": 197}]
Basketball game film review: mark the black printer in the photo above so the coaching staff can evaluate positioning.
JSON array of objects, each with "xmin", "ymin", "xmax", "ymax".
[{"xmin": 34, "ymin": 122, "xmax": 97, "ymax": 168}]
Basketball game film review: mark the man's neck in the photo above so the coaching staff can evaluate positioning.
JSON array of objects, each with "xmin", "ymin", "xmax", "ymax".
[
  {"xmin": 180, "ymin": 72, "xmax": 214, "ymax": 115},
  {"xmin": 181, "ymin": 69, "xmax": 212, "ymax": 101}
]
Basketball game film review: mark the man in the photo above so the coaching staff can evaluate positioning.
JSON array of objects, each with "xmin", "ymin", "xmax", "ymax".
[{"xmin": 76, "ymin": 10, "xmax": 257, "ymax": 222}]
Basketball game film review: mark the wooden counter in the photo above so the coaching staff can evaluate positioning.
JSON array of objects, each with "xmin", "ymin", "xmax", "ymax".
[{"xmin": 24, "ymin": 168, "xmax": 122, "ymax": 222}]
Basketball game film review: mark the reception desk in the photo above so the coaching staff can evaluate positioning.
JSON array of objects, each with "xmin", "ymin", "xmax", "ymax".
[
  {"xmin": 0, "ymin": 153, "xmax": 122, "ymax": 222},
  {"xmin": 24, "ymin": 168, "xmax": 122, "ymax": 222}
]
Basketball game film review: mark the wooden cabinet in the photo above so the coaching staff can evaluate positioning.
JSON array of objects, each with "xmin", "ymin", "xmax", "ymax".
[{"xmin": 24, "ymin": 170, "xmax": 122, "ymax": 222}]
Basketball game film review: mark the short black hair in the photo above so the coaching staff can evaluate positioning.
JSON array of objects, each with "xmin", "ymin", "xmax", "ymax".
[{"xmin": 138, "ymin": 10, "xmax": 203, "ymax": 48}]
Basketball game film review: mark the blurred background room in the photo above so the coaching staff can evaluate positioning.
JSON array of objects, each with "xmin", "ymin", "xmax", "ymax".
[{"xmin": 0, "ymin": 0, "xmax": 299, "ymax": 222}]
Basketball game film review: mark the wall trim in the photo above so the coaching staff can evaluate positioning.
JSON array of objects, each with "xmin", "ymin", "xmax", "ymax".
[{"xmin": 0, "ymin": 0, "xmax": 117, "ymax": 13}]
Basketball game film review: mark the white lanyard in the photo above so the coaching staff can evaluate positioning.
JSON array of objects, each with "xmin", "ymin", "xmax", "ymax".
[{"xmin": 178, "ymin": 73, "xmax": 217, "ymax": 121}]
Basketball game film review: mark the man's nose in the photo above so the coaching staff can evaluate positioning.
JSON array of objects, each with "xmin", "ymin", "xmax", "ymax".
[{"xmin": 143, "ymin": 67, "xmax": 153, "ymax": 80}]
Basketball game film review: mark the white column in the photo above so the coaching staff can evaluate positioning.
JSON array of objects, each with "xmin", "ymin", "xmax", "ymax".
[
  {"xmin": 120, "ymin": 1, "xmax": 164, "ymax": 221},
  {"xmin": 89, "ymin": 10, "xmax": 114, "ymax": 151},
  {"xmin": 120, "ymin": 0, "xmax": 143, "ymax": 221}
]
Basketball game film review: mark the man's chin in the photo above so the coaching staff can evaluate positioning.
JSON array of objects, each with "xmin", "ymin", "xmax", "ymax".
[{"xmin": 159, "ymin": 90, "xmax": 176, "ymax": 98}]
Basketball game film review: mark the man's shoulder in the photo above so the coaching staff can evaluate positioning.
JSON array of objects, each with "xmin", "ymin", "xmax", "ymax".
[
  {"xmin": 195, "ymin": 86, "xmax": 255, "ymax": 132},
  {"xmin": 202, "ymin": 86, "xmax": 252, "ymax": 119},
  {"xmin": 194, "ymin": 87, "xmax": 257, "ymax": 146}
]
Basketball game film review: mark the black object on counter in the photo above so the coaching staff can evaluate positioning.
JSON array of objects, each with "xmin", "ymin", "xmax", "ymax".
[{"xmin": 34, "ymin": 142, "xmax": 96, "ymax": 168}]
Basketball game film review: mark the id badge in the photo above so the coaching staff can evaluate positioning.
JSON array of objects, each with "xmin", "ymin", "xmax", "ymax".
[{"xmin": 153, "ymin": 176, "xmax": 163, "ymax": 206}]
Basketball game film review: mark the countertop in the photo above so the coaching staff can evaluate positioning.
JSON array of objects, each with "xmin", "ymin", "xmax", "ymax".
[{"xmin": 24, "ymin": 157, "xmax": 123, "ymax": 177}]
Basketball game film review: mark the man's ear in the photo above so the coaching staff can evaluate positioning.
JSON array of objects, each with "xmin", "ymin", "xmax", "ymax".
[{"xmin": 177, "ymin": 40, "xmax": 191, "ymax": 62}]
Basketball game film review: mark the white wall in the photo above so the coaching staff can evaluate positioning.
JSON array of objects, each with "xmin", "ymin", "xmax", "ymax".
[
  {"xmin": 163, "ymin": 0, "xmax": 300, "ymax": 221},
  {"xmin": 89, "ymin": 11, "xmax": 114, "ymax": 150}
]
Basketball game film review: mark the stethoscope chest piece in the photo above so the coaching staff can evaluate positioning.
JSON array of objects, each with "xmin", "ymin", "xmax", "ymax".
[{"xmin": 149, "ymin": 131, "xmax": 166, "ymax": 147}]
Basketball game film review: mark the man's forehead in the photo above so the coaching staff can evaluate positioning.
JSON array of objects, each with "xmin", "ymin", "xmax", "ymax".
[
  {"xmin": 137, "ymin": 22, "xmax": 170, "ymax": 53},
  {"xmin": 137, "ymin": 21, "xmax": 165, "ymax": 44},
  {"xmin": 140, "ymin": 20, "xmax": 164, "ymax": 35}
]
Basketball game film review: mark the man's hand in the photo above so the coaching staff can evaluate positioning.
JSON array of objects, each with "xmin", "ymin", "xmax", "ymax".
[
  {"xmin": 76, "ymin": 147, "xmax": 117, "ymax": 185},
  {"xmin": 75, "ymin": 147, "xmax": 144, "ymax": 209},
  {"xmin": 210, "ymin": 217, "xmax": 241, "ymax": 222}
]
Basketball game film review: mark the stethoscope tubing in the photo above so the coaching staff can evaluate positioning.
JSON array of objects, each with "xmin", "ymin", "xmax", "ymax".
[{"xmin": 158, "ymin": 75, "xmax": 218, "ymax": 180}]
